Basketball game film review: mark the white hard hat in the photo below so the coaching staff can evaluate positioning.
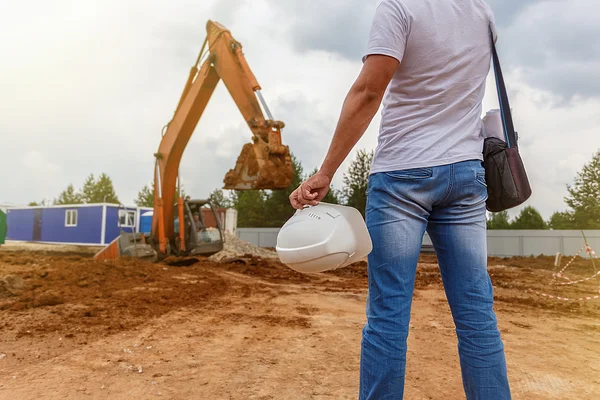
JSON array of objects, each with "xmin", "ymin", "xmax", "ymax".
[{"xmin": 276, "ymin": 203, "xmax": 372, "ymax": 273}]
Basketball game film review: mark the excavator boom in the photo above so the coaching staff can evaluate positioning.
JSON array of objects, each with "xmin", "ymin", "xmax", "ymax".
[
  {"xmin": 153, "ymin": 20, "xmax": 293, "ymax": 248},
  {"xmin": 94, "ymin": 20, "xmax": 293, "ymax": 261}
]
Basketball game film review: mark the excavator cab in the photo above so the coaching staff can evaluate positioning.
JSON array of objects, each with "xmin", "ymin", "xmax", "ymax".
[{"xmin": 174, "ymin": 199, "xmax": 224, "ymax": 257}]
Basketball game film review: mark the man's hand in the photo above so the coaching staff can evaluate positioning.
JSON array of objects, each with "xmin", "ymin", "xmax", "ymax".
[{"xmin": 289, "ymin": 172, "xmax": 331, "ymax": 210}]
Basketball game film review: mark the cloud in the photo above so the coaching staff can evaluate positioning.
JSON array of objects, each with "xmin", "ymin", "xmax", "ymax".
[
  {"xmin": 266, "ymin": 0, "xmax": 379, "ymax": 60},
  {"xmin": 1, "ymin": 0, "xmax": 598, "ymax": 223},
  {"xmin": 484, "ymin": 0, "xmax": 544, "ymax": 26},
  {"xmin": 21, "ymin": 151, "xmax": 61, "ymax": 173},
  {"xmin": 211, "ymin": 0, "xmax": 249, "ymax": 24},
  {"xmin": 15, "ymin": 151, "xmax": 63, "ymax": 204},
  {"xmin": 264, "ymin": 0, "xmax": 600, "ymax": 102},
  {"xmin": 499, "ymin": 0, "xmax": 600, "ymax": 101}
]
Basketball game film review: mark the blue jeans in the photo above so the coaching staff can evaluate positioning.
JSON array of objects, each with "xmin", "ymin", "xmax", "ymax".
[{"xmin": 360, "ymin": 160, "xmax": 511, "ymax": 399}]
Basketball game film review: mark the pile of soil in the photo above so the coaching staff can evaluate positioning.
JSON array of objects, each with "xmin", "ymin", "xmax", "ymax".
[
  {"xmin": 0, "ymin": 274, "xmax": 25, "ymax": 298},
  {"xmin": 0, "ymin": 252, "xmax": 230, "ymax": 338},
  {"xmin": 0, "ymin": 250, "xmax": 372, "ymax": 341},
  {"xmin": 209, "ymin": 232, "xmax": 277, "ymax": 262},
  {"xmin": 489, "ymin": 254, "xmax": 599, "ymax": 275},
  {"xmin": 2, "ymin": 250, "xmax": 599, "ymax": 341}
]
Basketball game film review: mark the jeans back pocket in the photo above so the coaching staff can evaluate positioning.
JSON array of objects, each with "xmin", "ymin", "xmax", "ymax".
[{"xmin": 385, "ymin": 167, "xmax": 433, "ymax": 180}]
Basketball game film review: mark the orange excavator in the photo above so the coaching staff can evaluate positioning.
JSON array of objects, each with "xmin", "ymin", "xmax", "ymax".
[{"xmin": 95, "ymin": 20, "xmax": 293, "ymax": 262}]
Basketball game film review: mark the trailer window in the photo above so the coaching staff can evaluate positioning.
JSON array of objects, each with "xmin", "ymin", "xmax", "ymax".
[
  {"xmin": 65, "ymin": 210, "xmax": 78, "ymax": 227},
  {"xmin": 118, "ymin": 210, "xmax": 136, "ymax": 227}
]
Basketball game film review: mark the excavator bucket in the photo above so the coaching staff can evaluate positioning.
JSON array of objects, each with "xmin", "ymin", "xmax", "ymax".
[
  {"xmin": 94, "ymin": 232, "xmax": 157, "ymax": 262},
  {"xmin": 224, "ymin": 141, "xmax": 293, "ymax": 190}
]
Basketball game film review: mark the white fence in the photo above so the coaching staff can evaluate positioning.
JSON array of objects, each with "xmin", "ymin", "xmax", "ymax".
[
  {"xmin": 485, "ymin": 230, "xmax": 600, "ymax": 257},
  {"xmin": 237, "ymin": 228, "xmax": 600, "ymax": 257},
  {"xmin": 237, "ymin": 228, "xmax": 280, "ymax": 248}
]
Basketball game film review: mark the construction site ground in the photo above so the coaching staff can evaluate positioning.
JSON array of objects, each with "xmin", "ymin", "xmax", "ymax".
[{"xmin": 1, "ymin": 243, "xmax": 599, "ymax": 399}]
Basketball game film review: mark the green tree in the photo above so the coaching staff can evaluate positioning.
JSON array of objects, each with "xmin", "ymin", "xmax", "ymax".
[
  {"xmin": 548, "ymin": 211, "xmax": 576, "ymax": 230},
  {"xmin": 564, "ymin": 150, "xmax": 600, "ymax": 229},
  {"xmin": 81, "ymin": 174, "xmax": 97, "ymax": 203},
  {"xmin": 262, "ymin": 154, "xmax": 305, "ymax": 227},
  {"xmin": 28, "ymin": 199, "xmax": 49, "ymax": 206},
  {"xmin": 134, "ymin": 182, "xmax": 188, "ymax": 208},
  {"xmin": 511, "ymin": 206, "xmax": 547, "ymax": 229},
  {"xmin": 81, "ymin": 173, "xmax": 119, "ymax": 204},
  {"xmin": 134, "ymin": 184, "xmax": 154, "ymax": 207},
  {"xmin": 54, "ymin": 184, "xmax": 83, "ymax": 205},
  {"xmin": 342, "ymin": 149, "xmax": 374, "ymax": 218},
  {"xmin": 487, "ymin": 211, "xmax": 511, "ymax": 229},
  {"xmin": 307, "ymin": 167, "xmax": 340, "ymax": 205},
  {"xmin": 231, "ymin": 190, "xmax": 268, "ymax": 227},
  {"xmin": 208, "ymin": 189, "xmax": 232, "ymax": 209}
]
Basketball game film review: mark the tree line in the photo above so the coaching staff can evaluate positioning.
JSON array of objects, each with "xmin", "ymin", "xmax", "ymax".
[
  {"xmin": 30, "ymin": 149, "xmax": 600, "ymax": 231},
  {"xmin": 205, "ymin": 150, "xmax": 373, "ymax": 228},
  {"xmin": 30, "ymin": 149, "xmax": 373, "ymax": 229},
  {"xmin": 29, "ymin": 173, "xmax": 120, "ymax": 206},
  {"xmin": 228, "ymin": 149, "xmax": 600, "ymax": 229},
  {"xmin": 488, "ymin": 150, "xmax": 600, "ymax": 230}
]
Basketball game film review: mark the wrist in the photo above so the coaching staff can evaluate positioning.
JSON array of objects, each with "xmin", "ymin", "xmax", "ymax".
[{"xmin": 318, "ymin": 165, "xmax": 336, "ymax": 181}]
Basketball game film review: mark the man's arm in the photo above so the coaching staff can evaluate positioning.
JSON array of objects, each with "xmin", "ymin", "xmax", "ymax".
[
  {"xmin": 290, "ymin": 54, "xmax": 399, "ymax": 209},
  {"xmin": 320, "ymin": 55, "xmax": 398, "ymax": 179}
]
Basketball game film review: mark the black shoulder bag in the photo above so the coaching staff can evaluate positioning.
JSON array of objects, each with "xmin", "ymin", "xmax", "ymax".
[{"xmin": 483, "ymin": 30, "xmax": 532, "ymax": 212}]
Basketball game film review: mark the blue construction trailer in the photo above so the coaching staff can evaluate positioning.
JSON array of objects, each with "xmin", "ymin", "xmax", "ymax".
[{"xmin": 5, "ymin": 204, "xmax": 152, "ymax": 246}]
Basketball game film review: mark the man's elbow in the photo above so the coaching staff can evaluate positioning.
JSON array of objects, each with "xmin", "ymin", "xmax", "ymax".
[
  {"xmin": 350, "ymin": 54, "xmax": 398, "ymax": 105},
  {"xmin": 351, "ymin": 80, "xmax": 385, "ymax": 105}
]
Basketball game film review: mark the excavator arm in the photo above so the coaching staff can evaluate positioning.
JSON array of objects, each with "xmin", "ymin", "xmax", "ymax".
[{"xmin": 152, "ymin": 20, "xmax": 293, "ymax": 254}]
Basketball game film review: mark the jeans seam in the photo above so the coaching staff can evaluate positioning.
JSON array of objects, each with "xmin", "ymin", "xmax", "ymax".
[
  {"xmin": 476, "ymin": 172, "xmax": 487, "ymax": 188},
  {"xmin": 439, "ymin": 163, "xmax": 454, "ymax": 205}
]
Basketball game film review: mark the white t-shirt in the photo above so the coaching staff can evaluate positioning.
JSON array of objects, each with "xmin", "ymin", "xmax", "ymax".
[{"xmin": 364, "ymin": 0, "xmax": 498, "ymax": 173}]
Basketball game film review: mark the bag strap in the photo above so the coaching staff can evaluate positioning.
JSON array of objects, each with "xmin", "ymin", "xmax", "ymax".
[{"xmin": 490, "ymin": 27, "xmax": 517, "ymax": 148}]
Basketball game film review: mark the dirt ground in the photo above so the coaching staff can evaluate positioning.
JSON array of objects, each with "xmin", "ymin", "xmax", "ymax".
[{"xmin": 1, "ymin": 247, "xmax": 600, "ymax": 399}]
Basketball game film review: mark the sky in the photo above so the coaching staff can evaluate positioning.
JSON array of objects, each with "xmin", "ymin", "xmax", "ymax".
[{"xmin": 1, "ymin": 0, "xmax": 598, "ymax": 220}]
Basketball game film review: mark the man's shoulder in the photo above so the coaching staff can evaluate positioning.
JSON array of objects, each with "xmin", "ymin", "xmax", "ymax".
[
  {"xmin": 477, "ymin": 0, "xmax": 495, "ymax": 15},
  {"xmin": 375, "ymin": 0, "xmax": 412, "ymax": 24},
  {"xmin": 380, "ymin": 0, "xmax": 412, "ymax": 10}
]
